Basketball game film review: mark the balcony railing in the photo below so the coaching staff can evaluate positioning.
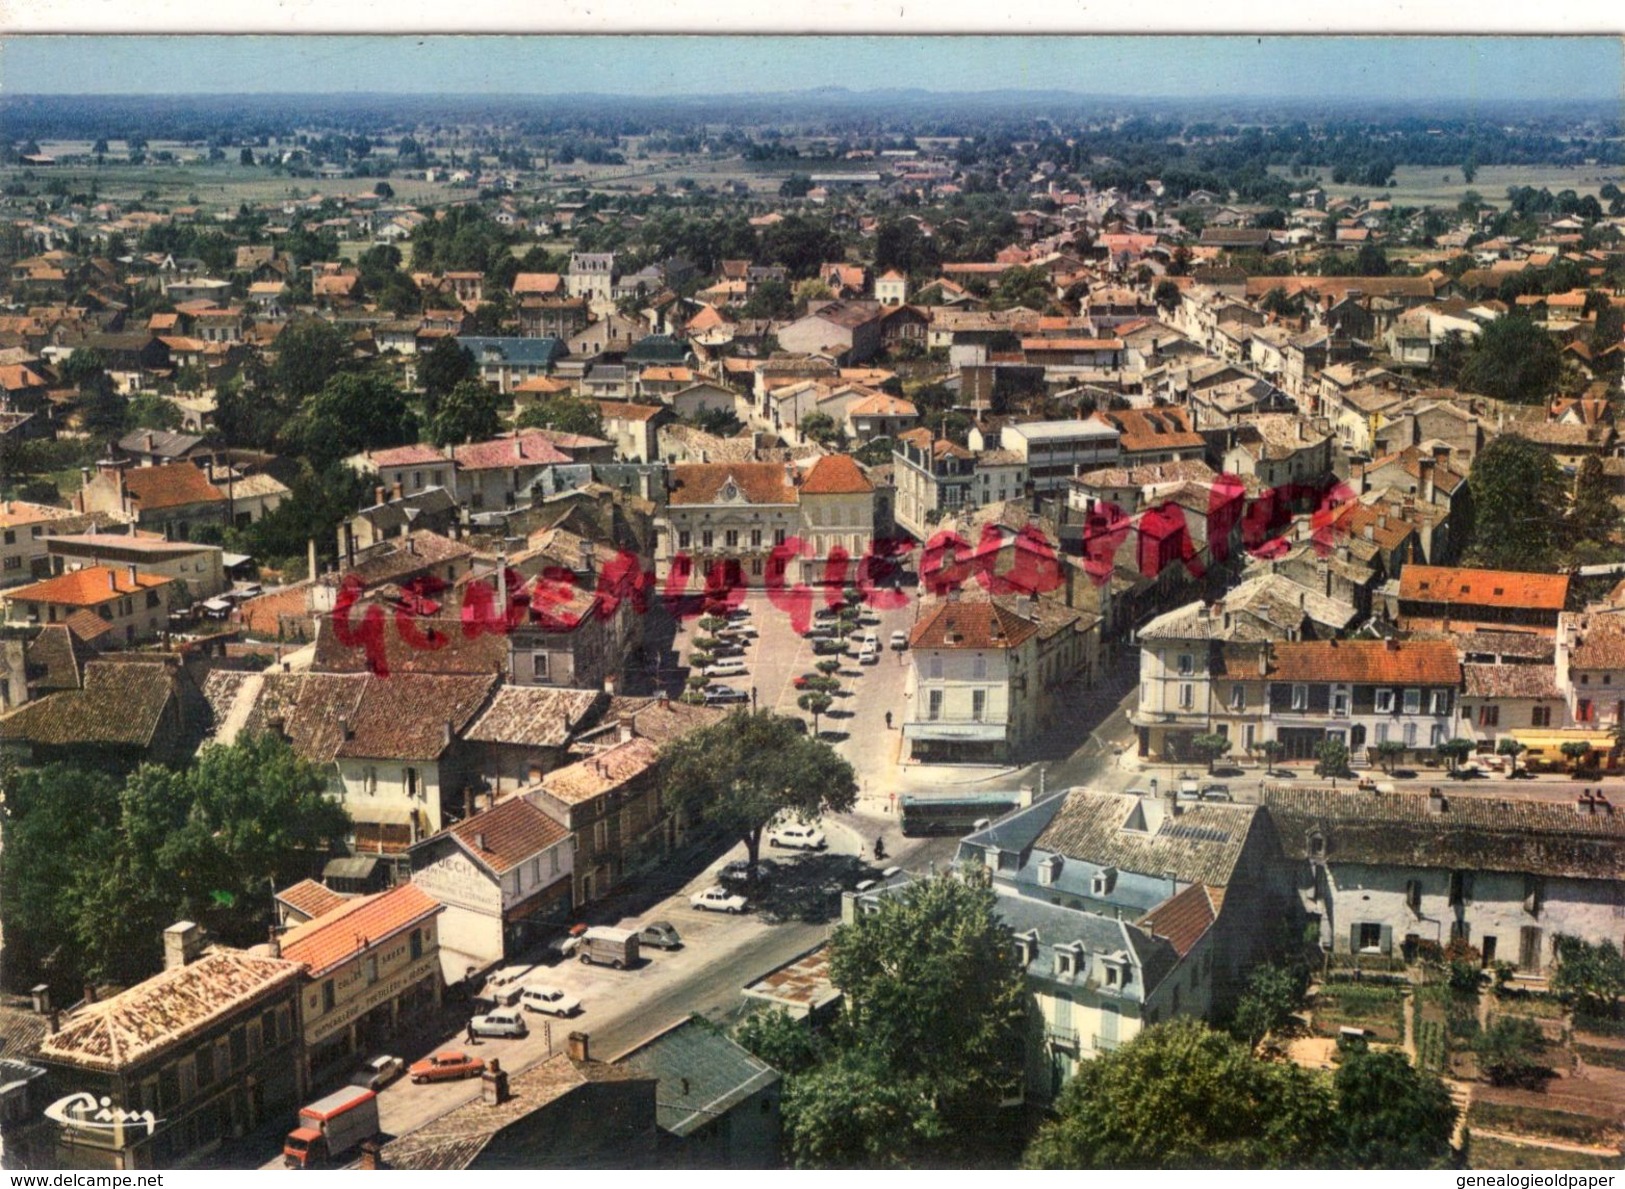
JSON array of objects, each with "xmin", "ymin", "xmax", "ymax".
[
  {"xmin": 1092, "ymin": 1034, "xmax": 1122, "ymax": 1053},
  {"xmin": 1045, "ymin": 1026, "xmax": 1080, "ymax": 1050}
]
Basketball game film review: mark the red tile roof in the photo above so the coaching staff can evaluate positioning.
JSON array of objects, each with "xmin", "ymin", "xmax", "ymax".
[
  {"xmin": 3, "ymin": 564, "xmax": 170, "ymax": 607},
  {"xmin": 447, "ymin": 797, "xmax": 569, "ymax": 876},
  {"xmin": 281, "ymin": 883, "xmax": 443, "ymax": 978},
  {"xmin": 1269, "ymin": 639, "xmax": 1461, "ymax": 685},
  {"xmin": 120, "ymin": 462, "xmax": 226, "ymax": 511},
  {"xmin": 275, "ymin": 878, "xmax": 349, "ymax": 921},
  {"xmin": 909, "ymin": 599, "xmax": 1039, "ymax": 650},
  {"xmin": 1137, "ymin": 882, "xmax": 1218, "ymax": 957},
  {"xmin": 451, "ymin": 432, "xmax": 572, "ymax": 470},
  {"xmin": 799, "ymin": 454, "xmax": 875, "ymax": 496},
  {"xmin": 668, "ymin": 463, "xmax": 798, "ymax": 507},
  {"xmin": 1399, "ymin": 565, "xmax": 1569, "ymax": 612}
]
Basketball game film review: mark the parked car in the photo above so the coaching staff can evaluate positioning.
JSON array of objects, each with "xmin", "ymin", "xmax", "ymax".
[
  {"xmin": 349, "ymin": 1055, "xmax": 405, "ymax": 1092},
  {"xmin": 768, "ymin": 822, "xmax": 828, "ymax": 850},
  {"xmin": 717, "ymin": 624, "xmax": 757, "ymax": 639},
  {"xmin": 705, "ymin": 659, "xmax": 749, "ymax": 678},
  {"xmin": 520, "ymin": 985, "xmax": 582, "ymax": 1017},
  {"xmin": 704, "ymin": 684, "xmax": 750, "ymax": 706},
  {"xmin": 468, "ymin": 1008, "xmax": 529, "ymax": 1039},
  {"xmin": 546, "ymin": 923, "xmax": 588, "ymax": 961},
  {"xmin": 1200, "ymin": 783, "xmax": 1233, "ymax": 802},
  {"xmin": 708, "ymin": 640, "xmax": 746, "ymax": 657},
  {"xmin": 793, "ymin": 673, "xmax": 816, "ymax": 689},
  {"xmin": 720, "ymin": 858, "xmax": 775, "ymax": 885},
  {"xmin": 725, "ymin": 606, "xmax": 751, "ymax": 620},
  {"xmin": 409, "ymin": 1051, "xmax": 485, "ymax": 1084},
  {"xmin": 890, "ymin": 630, "xmax": 909, "ymax": 651},
  {"xmin": 638, "ymin": 921, "xmax": 683, "ymax": 950},
  {"xmin": 812, "ymin": 638, "xmax": 845, "ymax": 655},
  {"xmin": 1178, "ymin": 771, "xmax": 1202, "ymax": 797},
  {"xmin": 859, "ymin": 643, "xmax": 880, "ymax": 666},
  {"xmin": 691, "ymin": 885, "xmax": 749, "ymax": 914},
  {"xmin": 577, "ymin": 926, "xmax": 641, "ymax": 969}
]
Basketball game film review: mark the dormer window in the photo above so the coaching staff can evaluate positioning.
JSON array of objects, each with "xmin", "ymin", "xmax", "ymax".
[
  {"xmin": 1104, "ymin": 965, "xmax": 1119, "ymax": 987},
  {"xmin": 1014, "ymin": 930, "xmax": 1039, "ymax": 966},
  {"xmin": 1092, "ymin": 867, "xmax": 1117, "ymax": 897},
  {"xmin": 1038, "ymin": 855, "xmax": 1064, "ymax": 887},
  {"xmin": 1053, "ymin": 944, "xmax": 1081, "ymax": 978}
]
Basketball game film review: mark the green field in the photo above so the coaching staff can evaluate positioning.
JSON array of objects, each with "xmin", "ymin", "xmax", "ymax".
[{"xmin": 1271, "ymin": 163, "xmax": 1623, "ymax": 209}]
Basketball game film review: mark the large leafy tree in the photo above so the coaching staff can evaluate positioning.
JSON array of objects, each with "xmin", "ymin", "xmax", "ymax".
[
  {"xmin": 1570, "ymin": 454, "xmax": 1619, "ymax": 545},
  {"xmin": 1458, "ymin": 315, "xmax": 1563, "ymax": 404},
  {"xmin": 268, "ymin": 316, "xmax": 352, "ymax": 400},
  {"xmin": 429, "ymin": 379, "xmax": 504, "ymax": 447},
  {"xmin": 1333, "ymin": 1047, "xmax": 1457, "ymax": 1169},
  {"xmin": 1466, "ymin": 434, "xmax": 1568, "ymax": 571},
  {"xmin": 1550, "ymin": 935, "xmax": 1625, "ymax": 1019},
  {"xmin": 661, "ymin": 711, "xmax": 856, "ymax": 872},
  {"xmin": 988, "ymin": 265, "xmax": 1054, "ymax": 312},
  {"xmin": 419, "ymin": 336, "xmax": 478, "ymax": 412},
  {"xmin": 782, "ymin": 1050, "xmax": 945, "ymax": 1169},
  {"xmin": 517, "ymin": 394, "xmax": 605, "ymax": 439},
  {"xmin": 1024, "ymin": 1018, "xmax": 1337, "ymax": 1169},
  {"xmin": 285, "ymin": 371, "xmax": 418, "ymax": 467}
]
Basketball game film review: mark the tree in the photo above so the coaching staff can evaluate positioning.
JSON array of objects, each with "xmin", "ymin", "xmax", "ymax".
[
  {"xmin": 1436, "ymin": 737, "xmax": 1475, "ymax": 775},
  {"xmin": 1496, "ymin": 736, "xmax": 1527, "ymax": 775},
  {"xmin": 1024, "ymin": 1019, "xmax": 1336, "ymax": 1169},
  {"xmin": 1571, "ymin": 454, "xmax": 1618, "ymax": 544},
  {"xmin": 1459, "ymin": 315, "xmax": 1563, "ymax": 404},
  {"xmin": 782, "ymin": 1050, "xmax": 943, "ymax": 1169},
  {"xmin": 1334, "ymin": 1047, "xmax": 1457, "ymax": 1169},
  {"xmin": 1560, "ymin": 739, "xmax": 1593, "ymax": 771},
  {"xmin": 1191, "ymin": 732, "xmax": 1232, "ymax": 774},
  {"xmin": 661, "ymin": 711, "xmax": 856, "ymax": 874},
  {"xmin": 1550, "ymin": 935, "xmax": 1625, "ymax": 1019},
  {"xmin": 428, "ymin": 380, "xmax": 503, "ymax": 447},
  {"xmin": 1472, "ymin": 1016, "xmax": 1549, "ymax": 1088},
  {"xmin": 1258, "ymin": 738, "xmax": 1286, "ymax": 774},
  {"xmin": 517, "ymin": 394, "xmax": 604, "ymax": 439},
  {"xmin": 989, "ymin": 265, "xmax": 1054, "ymax": 312},
  {"xmin": 830, "ymin": 874, "xmax": 1027, "ymax": 1133},
  {"xmin": 688, "ymin": 406, "xmax": 742, "ymax": 438},
  {"xmin": 58, "ymin": 347, "xmax": 109, "ymax": 389},
  {"xmin": 734, "ymin": 1007, "xmax": 825, "ymax": 1077},
  {"xmin": 78, "ymin": 371, "xmax": 128, "ymax": 441},
  {"xmin": 798, "ymin": 411, "xmax": 843, "ymax": 448},
  {"xmin": 285, "ymin": 371, "xmax": 417, "ymax": 467},
  {"xmin": 373, "ymin": 181, "xmax": 394, "ymax": 199},
  {"xmin": 1315, "ymin": 737, "xmax": 1352, "ymax": 779},
  {"xmin": 1373, "ymin": 739, "xmax": 1408, "ymax": 774},
  {"xmin": 1431, "ymin": 329, "xmax": 1470, "ymax": 386},
  {"xmin": 1591, "ymin": 301, "xmax": 1624, "ymax": 361},
  {"xmin": 740, "ymin": 279, "xmax": 794, "ymax": 320},
  {"xmin": 791, "ymin": 277, "xmax": 834, "ymax": 310},
  {"xmin": 1467, "ymin": 435, "xmax": 1569, "ymax": 571},
  {"xmin": 1154, "ymin": 279, "xmax": 1182, "ymax": 314},
  {"xmin": 1229, "ymin": 962, "xmax": 1309, "ymax": 1047},
  {"xmin": 797, "ymin": 691, "xmax": 834, "ymax": 736},
  {"xmin": 1354, "ymin": 242, "xmax": 1391, "ymax": 278},
  {"xmin": 268, "ymin": 317, "xmax": 351, "ymax": 400},
  {"xmin": 418, "ymin": 336, "xmax": 478, "ymax": 408},
  {"xmin": 239, "ymin": 147, "xmax": 254, "ymax": 166}
]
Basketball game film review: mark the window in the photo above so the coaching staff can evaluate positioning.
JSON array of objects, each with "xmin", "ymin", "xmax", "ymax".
[
  {"xmin": 1376, "ymin": 722, "xmax": 1389, "ymax": 744},
  {"xmin": 405, "ymin": 767, "xmax": 421, "ymax": 799},
  {"xmin": 1431, "ymin": 690, "xmax": 1451, "ymax": 715},
  {"xmin": 1, "ymin": 556, "xmax": 19, "ymax": 571},
  {"xmin": 322, "ymin": 980, "xmax": 336, "ymax": 1012},
  {"xmin": 751, "ymin": 529, "xmax": 762, "ymax": 548},
  {"xmin": 1430, "ymin": 724, "xmax": 1446, "ymax": 747},
  {"xmin": 701, "ymin": 530, "xmax": 714, "ymax": 549},
  {"xmin": 1579, "ymin": 699, "xmax": 1595, "ymax": 723},
  {"xmin": 928, "ymin": 655, "xmax": 943, "ymax": 679},
  {"xmin": 1177, "ymin": 653, "xmax": 1193, "ymax": 676},
  {"xmin": 972, "ymin": 654, "xmax": 987, "ymax": 679},
  {"xmin": 1358, "ymin": 922, "xmax": 1383, "ymax": 952},
  {"xmin": 1230, "ymin": 686, "xmax": 1246, "ymax": 711},
  {"xmin": 725, "ymin": 529, "xmax": 739, "ymax": 548},
  {"xmin": 532, "ymin": 652, "xmax": 550, "ymax": 680},
  {"xmin": 1448, "ymin": 870, "xmax": 1471, "ymax": 906},
  {"xmin": 1532, "ymin": 705, "xmax": 1552, "ymax": 727},
  {"xmin": 229, "ymin": 1026, "xmax": 248, "ymax": 1069},
  {"xmin": 677, "ymin": 530, "xmax": 691, "ymax": 550},
  {"xmin": 1105, "ymin": 965, "xmax": 1119, "ymax": 987},
  {"xmin": 972, "ymin": 690, "xmax": 987, "ymax": 722},
  {"xmin": 1405, "ymin": 879, "xmax": 1422, "ymax": 912},
  {"xmin": 365, "ymin": 954, "xmax": 379, "ymax": 985},
  {"xmin": 927, "ymin": 690, "xmax": 943, "ymax": 721},
  {"xmin": 1333, "ymin": 691, "xmax": 1349, "ymax": 717},
  {"xmin": 1403, "ymin": 688, "xmax": 1421, "ymax": 714},
  {"xmin": 364, "ymin": 766, "xmax": 377, "ymax": 794},
  {"xmin": 1479, "ymin": 705, "xmax": 1500, "ymax": 727},
  {"xmin": 409, "ymin": 929, "xmax": 424, "ymax": 961},
  {"xmin": 1, "ymin": 530, "xmax": 12, "ymax": 545},
  {"xmin": 774, "ymin": 528, "xmax": 786, "ymax": 546},
  {"xmin": 1178, "ymin": 683, "xmax": 1194, "ymax": 709},
  {"xmin": 1523, "ymin": 876, "xmax": 1544, "ymax": 917},
  {"xmin": 550, "ymin": 847, "xmax": 560, "ymax": 875},
  {"xmin": 1403, "ymin": 721, "xmax": 1418, "ymax": 747},
  {"xmin": 1291, "ymin": 684, "xmax": 1307, "ymax": 711}
]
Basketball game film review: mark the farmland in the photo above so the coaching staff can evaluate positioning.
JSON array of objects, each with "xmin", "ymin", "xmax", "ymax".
[{"xmin": 1270, "ymin": 162, "xmax": 1623, "ymax": 208}]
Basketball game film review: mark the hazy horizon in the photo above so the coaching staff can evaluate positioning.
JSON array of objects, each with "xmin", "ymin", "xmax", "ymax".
[{"xmin": 2, "ymin": 36, "xmax": 1621, "ymax": 104}]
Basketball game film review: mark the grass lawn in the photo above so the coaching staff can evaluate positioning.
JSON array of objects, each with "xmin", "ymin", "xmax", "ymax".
[
  {"xmin": 1268, "ymin": 162, "xmax": 1623, "ymax": 209},
  {"xmin": 1468, "ymin": 1135, "xmax": 1622, "ymax": 1171}
]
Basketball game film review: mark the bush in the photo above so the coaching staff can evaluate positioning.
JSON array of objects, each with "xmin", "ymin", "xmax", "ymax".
[{"xmin": 1472, "ymin": 1016, "xmax": 1549, "ymax": 1087}]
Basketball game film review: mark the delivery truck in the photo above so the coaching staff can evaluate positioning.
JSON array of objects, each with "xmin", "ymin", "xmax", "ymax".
[
  {"xmin": 283, "ymin": 1085, "xmax": 380, "ymax": 1168},
  {"xmin": 577, "ymin": 925, "xmax": 640, "ymax": 969}
]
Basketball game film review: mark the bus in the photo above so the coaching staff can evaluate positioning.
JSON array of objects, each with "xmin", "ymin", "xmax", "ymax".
[{"xmin": 899, "ymin": 793, "xmax": 1022, "ymax": 837}]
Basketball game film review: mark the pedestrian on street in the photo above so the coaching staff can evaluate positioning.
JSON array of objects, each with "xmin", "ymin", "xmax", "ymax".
[
  {"xmin": 885, "ymin": 711, "xmax": 893, "ymax": 729},
  {"xmin": 466, "ymin": 1022, "xmax": 479, "ymax": 1046}
]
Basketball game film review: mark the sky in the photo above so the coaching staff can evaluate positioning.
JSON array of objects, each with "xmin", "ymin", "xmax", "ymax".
[{"xmin": 0, "ymin": 36, "xmax": 1621, "ymax": 102}]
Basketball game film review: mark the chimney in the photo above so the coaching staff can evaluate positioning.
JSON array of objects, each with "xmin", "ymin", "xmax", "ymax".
[
  {"xmin": 617, "ymin": 715, "xmax": 634, "ymax": 744},
  {"xmin": 464, "ymin": 785, "xmax": 477, "ymax": 818},
  {"xmin": 567, "ymin": 1031, "xmax": 590, "ymax": 1063},
  {"xmin": 108, "ymin": 568, "xmax": 117, "ymax": 592},
  {"xmin": 357, "ymin": 1140, "xmax": 381, "ymax": 1170},
  {"xmin": 604, "ymin": 675, "xmax": 617, "ymax": 698},
  {"xmin": 527, "ymin": 764, "xmax": 544, "ymax": 785},
  {"xmin": 375, "ymin": 485, "xmax": 387, "ymax": 506},
  {"xmin": 475, "ymin": 832, "xmax": 487, "ymax": 852},
  {"xmin": 392, "ymin": 481, "xmax": 403, "ymax": 501},
  {"xmin": 1165, "ymin": 786, "xmax": 1181, "ymax": 817},
  {"xmin": 30, "ymin": 984, "xmax": 51, "ymax": 1016},
  {"xmin": 127, "ymin": 563, "xmax": 138, "ymax": 588},
  {"xmin": 514, "ymin": 437, "xmax": 524, "ymax": 460},
  {"xmin": 339, "ymin": 715, "xmax": 354, "ymax": 740},
  {"xmin": 443, "ymin": 719, "xmax": 454, "ymax": 748},
  {"xmin": 47, "ymin": 1010, "xmax": 60, "ymax": 1035},
  {"xmin": 1427, "ymin": 787, "xmax": 1447, "ymax": 814},
  {"xmin": 267, "ymin": 926, "xmax": 281, "ymax": 959},
  {"xmin": 162, "ymin": 920, "xmax": 203, "ymax": 970},
  {"xmin": 482, "ymin": 1058, "xmax": 511, "ymax": 1106},
  {"xmin": 307, "ymin": 537, "xmax": 318, "ymax": 580},
  {"xmin": 1385, "ymin": 637, "xmax": 1398, "ymax": 652}
]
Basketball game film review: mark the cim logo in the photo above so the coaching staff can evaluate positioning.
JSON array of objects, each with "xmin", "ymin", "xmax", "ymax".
[{"xmin": 43, "ymin": 1091, "xmax": 162, "ymax": 1137}]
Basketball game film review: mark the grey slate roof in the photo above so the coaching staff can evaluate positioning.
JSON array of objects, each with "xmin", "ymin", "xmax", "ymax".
[
  {"xmin": 1263, "ymin": 785, "xmax": 1625, "ymax": 880},
  {"xmin": 1031, "ymin": 790, "xmax": 1259, "ymax": 888},
  {"xmin": 456, "ymin": 336, "xmax": 565, "ymax": 367},
  {"xmin": 614, "ymin": 1018, "xmax": 779, "ymax": 1138}
]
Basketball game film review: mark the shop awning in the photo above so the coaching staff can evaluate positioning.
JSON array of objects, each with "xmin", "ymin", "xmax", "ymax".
[
  {"xmin": 1508, "ymin": 729, "xmax": 1614, "ymax": 755},
  {"xmin": 902, "ymin": 722, "xmax": 1008, "ymax": 742}
]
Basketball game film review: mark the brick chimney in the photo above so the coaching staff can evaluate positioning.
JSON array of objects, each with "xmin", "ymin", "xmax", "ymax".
[
  {"xmin": 617, "ymin": 715, "xmax": 634, "ymax": 744},
  {"xmin": 357, "ymin": 1140, "xmax": 382, "ymax": 1170},
  {"xmin": 482, "ymin": 1058, "xmax": 511, "ymax": 1105},
  {"xmin": 267, "ymin": 926, "xmax": 281, "ymax": 959},
  {"xmin": 30, "ymin": 984, "xmax": 51, "ymax": 1015},
  {"xmin": 567, "ymin": 1031, "xmax": 590, "ymax": 1063},
  {"xmin": 163, "ymin": 920, "xmax": 204, "ymax": 969}
]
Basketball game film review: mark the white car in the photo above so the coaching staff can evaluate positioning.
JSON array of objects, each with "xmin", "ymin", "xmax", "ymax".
[
  {"xmin": 705, "ymin": 659, "xmax": 748, "ymax": 678},
  {"xmin": 690, "ymin": 885, "xmax": 749, "ymax": 914},
  {"xmin": 519, "ymin": 984, "xmax": 582, "ymax": 1017},
  {"xmin": 768, "ymin": 822, "xmax": 828, "ymax": 850},
  {"xmin": 859, "ymin": 643, "xmax": 880, "ymax": 665},
  {"xmin": 468, "ymin": 1008, "xmax": 529, "ymax": 1039},
  {"xmin": 349, "ymin": 1054, "xmax": 406, "ymax": 1091},
  {"xmin": 890, "ymin": 630, "xmax": 909, "ymax": 650}
]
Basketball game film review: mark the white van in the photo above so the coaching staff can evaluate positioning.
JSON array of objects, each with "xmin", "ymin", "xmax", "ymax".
[
  {"xmin": 468, "ymin": 1008, "xmax": 528, "ymax": 1039},
  {"xmin": 768, "ymin": 821, "xmax": 828, "ymax": 850}
]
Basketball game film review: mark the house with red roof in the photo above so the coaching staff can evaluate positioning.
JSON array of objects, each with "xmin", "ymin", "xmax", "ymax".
[
  {"xmin": 904, "ymin": 596, "xmax": 1046, "ymax": 764},
  {"xmin": 74, "ymin": 459, "xmax": 229, "ymax": 539},
  {"xmin": 278, "ymin": 883, "xmax": 445, "ymax": 1084},
  {"xmin": 2, "ymin": 564, "xmax": 175, "ymax": 645}
]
